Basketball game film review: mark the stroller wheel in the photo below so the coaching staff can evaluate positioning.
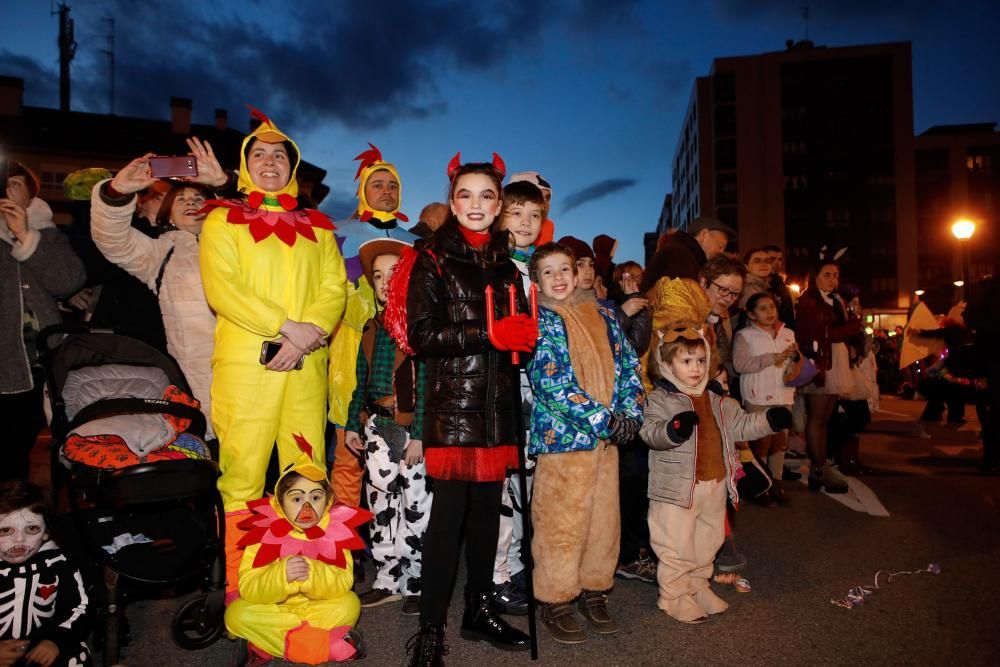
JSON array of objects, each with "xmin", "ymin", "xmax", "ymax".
[{"xmin": 173, "ymin": 596, "xmax": 224, "ymax": 650}]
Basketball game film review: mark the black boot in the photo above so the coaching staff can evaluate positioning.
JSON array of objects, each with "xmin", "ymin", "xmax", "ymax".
[
  {"xmin": 406, "ymin": 623, "xmax": 447, "ymax": 667},
  {"xmin": 459, "ymin": 589, "xmax": 530, "ymax": 651}
]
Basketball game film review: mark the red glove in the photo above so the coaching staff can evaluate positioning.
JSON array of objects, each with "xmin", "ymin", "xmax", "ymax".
[{"xmin": 491, "ymin": 314, "xmax": 538, "ymax": 353}]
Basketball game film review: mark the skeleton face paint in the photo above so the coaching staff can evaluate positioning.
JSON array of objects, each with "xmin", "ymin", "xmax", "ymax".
[
  {"xmin": 279, "ymin": 477, "xmax": 328, "ymax": 530},
  {"xmin": 0, "ymin": 508, "xmax": 47, "ymax": 564}
]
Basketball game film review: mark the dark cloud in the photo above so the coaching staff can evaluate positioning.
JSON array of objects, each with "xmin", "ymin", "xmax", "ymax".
[
  {"xmin": 20, "ymin": 0, "xmax": 560, "ymax": 134},
  {"xmin": 0, "ymin": 51, "xmax": 58, "ymax": 107},
  {"xmin": 562, "ymin": 177, "xmax": 638, "ymax": 213},
  {"xmin": 712, "ymin": 0, "xmax": 940, "ymax": 20},
  {"xmin": 319, "ymin": 188, "xmax": 360, "ymax": 221}
]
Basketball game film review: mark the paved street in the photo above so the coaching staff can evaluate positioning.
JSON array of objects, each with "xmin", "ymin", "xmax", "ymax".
[{"xmin": 38, "ymin": 396, "xmax": 1000, "ymax": 666}]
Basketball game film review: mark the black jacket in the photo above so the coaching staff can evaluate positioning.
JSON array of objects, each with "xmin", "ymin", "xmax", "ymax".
[
  {"xmin": 641, "ymin": 230, "xmax": 706, "ymax": 293},
  {"xmin": 406, "ymin": 223, "xmax": 524, "ymax": 448}
]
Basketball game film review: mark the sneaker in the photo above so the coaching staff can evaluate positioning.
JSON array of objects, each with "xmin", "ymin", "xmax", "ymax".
[
  {"xmin": 615, "ymin": 556, "xmax": 656, "ymax": 583},
  {"xmin": 540, "ymin": 602, "xmax": 586, "ymax": 644},
  {"xmin": 715, "ymin": 546, "xmax": 747, "ymax": 572},
  {"xmin": 821, "ymin": 464, "xmax": 850, "ymax": 492},
  {"xmin": 402, "ymin": 595, "xmax": 421, "ymax": 616},
  {"xmin": 359, "ymin": 588, "xmax": 401, "ymax": 608},
  {"xmin": 491, "ymin": 580, "xmax": 529, "ymax": 616},
  {"xmin": 576, "ymin": 590, "xmax": 620, "ymax": 634},
  {"xmin": 510, "ymin": 568, "xmax": 529, "ymax": 594}
]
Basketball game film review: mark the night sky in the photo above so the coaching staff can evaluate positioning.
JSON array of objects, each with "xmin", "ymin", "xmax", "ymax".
[{"xmin": 3, "ymin": 0, "xmax": 999, "ymax": 262}]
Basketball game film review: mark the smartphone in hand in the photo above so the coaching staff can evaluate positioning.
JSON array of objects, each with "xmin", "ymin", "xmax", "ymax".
[
  {"xmin": 149, "ymin": 156, "xmax": 198, "ymax": 179},
  {"xmin": 260, "ymin": 341, "xmax": 304, "ymax": 370}
]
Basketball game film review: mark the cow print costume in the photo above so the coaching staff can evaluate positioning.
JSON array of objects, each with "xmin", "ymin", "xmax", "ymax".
[{"xmin": 363, "ymin": 416, "xmax": 432, "ymax": 595}]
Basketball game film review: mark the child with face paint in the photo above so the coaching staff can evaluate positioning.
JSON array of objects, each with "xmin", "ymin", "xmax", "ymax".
[
  {"xmin": 225, "ymin": 436, "xmax": 371, "ymax": 664},
  {"xmin": 0, "ymin": 481, "xmax": 91, "ymax": 667}
]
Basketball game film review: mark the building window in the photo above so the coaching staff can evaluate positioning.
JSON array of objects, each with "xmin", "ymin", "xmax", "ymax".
[
  {"xmin": 717, "ymin": 174, "xmax": 737, "ymax": 205},
  {"xmin": 715, "ymin": 140, "xmax": 737, "ymax": 170},
  {"xmin": 714, "ymin": 105, "xmax": 736, "ymax": 137},
  {"xmin": 967, "ymin": 153, "xmax": 993, "ymax": 173},
  {"xmin": 714, "ymin": 73, "xmax": 735, "ymax": 104}
]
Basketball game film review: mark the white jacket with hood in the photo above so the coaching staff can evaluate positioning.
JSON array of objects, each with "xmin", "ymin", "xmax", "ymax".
[{"xmin": 90, "ymin": 181, "xmax": 216, "ymax": 438}]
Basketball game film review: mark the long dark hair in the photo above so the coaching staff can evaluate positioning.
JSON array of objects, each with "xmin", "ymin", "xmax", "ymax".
[{"xmin": 428, "ymin": 162, "xmax": 510, "ymax": 263}]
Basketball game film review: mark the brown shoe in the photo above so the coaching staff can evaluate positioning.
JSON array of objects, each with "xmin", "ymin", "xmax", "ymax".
[
  {"xmin": 540, "ymin": 602, "xmax": 586, "ymax": 644},
  {"xmin": 576, "ymin": 590, "xmax": 620, "ymax": 635}
]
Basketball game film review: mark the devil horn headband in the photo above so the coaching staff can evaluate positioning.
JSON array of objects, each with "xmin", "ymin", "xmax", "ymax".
[{"xmin": 446, "ymin": 152, "xmax": 507, "ymax": 180}]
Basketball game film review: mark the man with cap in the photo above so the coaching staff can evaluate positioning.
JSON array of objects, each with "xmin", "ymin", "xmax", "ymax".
[
  {"xmin": 328, "ymin": 145, "xmax": 417, "ymax": 508},
  {"xmin": 641, "ymin": 216, "xmax": 736, "ymax": 293}
]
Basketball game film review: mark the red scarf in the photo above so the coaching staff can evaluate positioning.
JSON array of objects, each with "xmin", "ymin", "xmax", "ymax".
[{"xmin": 459, "ymin": 226, "xmax": 491, "ymax": 249}]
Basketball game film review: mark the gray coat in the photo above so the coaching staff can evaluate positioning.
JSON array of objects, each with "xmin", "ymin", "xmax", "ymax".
[
  {"xmin": 1, "ymin": 226, "xmax": 86, "ymax": 393},
  {"xmin": 640, "ymin": 378, "xmax": 775, "ymax": 508}
]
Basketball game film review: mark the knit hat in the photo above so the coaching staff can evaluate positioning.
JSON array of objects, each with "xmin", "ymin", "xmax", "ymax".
[
  {"xmin": 592, "ymin": 234, "xmax": 618, "ymax": 278},
  {"xmin": 558, "ymin": 235, "xmax": 594, "ymax": 262}
]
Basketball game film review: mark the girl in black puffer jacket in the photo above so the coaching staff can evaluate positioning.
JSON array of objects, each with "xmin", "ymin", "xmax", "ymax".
[{"xmin": 404, "ymin": 158, "xmax": 537, "ymax": 664}]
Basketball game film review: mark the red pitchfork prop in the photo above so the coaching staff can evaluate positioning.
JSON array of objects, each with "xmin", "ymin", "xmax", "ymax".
[
  {"xmin": 484, "ymin": 284, "xmax": 538, "ymax": 364},
  {"xmin": 484, "ymin": 281, "xmax": 540, "ymax": 659}
]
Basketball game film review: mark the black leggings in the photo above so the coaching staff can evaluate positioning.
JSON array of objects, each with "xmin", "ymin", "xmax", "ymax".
[
  {"xmin": 0, "ymin": 368, "xmax": 45, "ymax": 483},
  {"xmin": 420, "ymin": 478, "xmax": 503, "ymax": 625}
]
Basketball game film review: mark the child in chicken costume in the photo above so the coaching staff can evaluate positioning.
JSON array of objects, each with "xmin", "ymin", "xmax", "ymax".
[
  {"xmin": 199, "ymin": 109, "xmax": 347, "ymax": 602},
  {"xmin": 225, "ymin": 435, "xmax": 372, "ymax": 664}
]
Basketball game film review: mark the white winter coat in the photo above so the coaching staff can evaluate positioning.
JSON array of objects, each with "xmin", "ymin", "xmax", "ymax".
[
  {"xmin": 732, "ymin": 322, "xmax": 796, "ymax": 407},
  {"xmin": 90, "ymin": 181, "xmax": 216, "ymax": 438}
]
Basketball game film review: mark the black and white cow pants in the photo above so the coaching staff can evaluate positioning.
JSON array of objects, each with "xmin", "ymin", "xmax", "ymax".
[{"xmin": 363, "ymin": 416, "xmax": 432, "ymax": 595}]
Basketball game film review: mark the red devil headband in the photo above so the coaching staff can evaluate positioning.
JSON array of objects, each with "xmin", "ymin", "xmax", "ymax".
[{"xmin": 447, "ymin": 152, "xmax": 507, "ymax": 181}]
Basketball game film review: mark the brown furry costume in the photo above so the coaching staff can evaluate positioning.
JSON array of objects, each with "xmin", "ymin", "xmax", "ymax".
[{"xmin": 531, "ymin": 289, "xmax": 621, "ymax": 604}]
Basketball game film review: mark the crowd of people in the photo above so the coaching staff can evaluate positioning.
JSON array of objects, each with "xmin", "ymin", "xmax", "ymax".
[{"xmin": 1, "ymin": 112, "xmax": 997, "ymax": 667}]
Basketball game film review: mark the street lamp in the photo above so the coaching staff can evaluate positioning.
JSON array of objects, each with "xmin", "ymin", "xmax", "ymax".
[
  {"xmin": 951, "ymin": 218, "xmax": 976, "ymax": 299},
  {"xmin": 914, "ymin": 289, "xmax": 925, "ymax": 296}
]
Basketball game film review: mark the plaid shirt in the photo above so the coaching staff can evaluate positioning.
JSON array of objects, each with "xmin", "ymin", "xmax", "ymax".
[{"xmin": 345, "ymin": 319, "xmax": 425, "ymax": 439}]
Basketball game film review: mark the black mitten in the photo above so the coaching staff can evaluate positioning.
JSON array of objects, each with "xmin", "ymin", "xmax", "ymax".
[
  {"xmin": 766, "ymin": 406, "xmax": 794, "ymax": 432},
  {"xmin": 667, "ymin": 410, "xmax": 699, "ymax": 443}
]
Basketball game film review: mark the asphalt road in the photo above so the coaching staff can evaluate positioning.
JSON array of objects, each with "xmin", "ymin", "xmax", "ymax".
[{"xmin": 48, "ymin": 396, "xmax": 1000, "ymax": 666}]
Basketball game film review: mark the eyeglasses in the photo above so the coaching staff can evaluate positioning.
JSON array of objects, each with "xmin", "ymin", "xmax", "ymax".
[{"xmin": 710, "ymin": 281, "xmax": 742, "ymax": 299}]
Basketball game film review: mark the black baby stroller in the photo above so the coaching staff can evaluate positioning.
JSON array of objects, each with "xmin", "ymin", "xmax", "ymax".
[{"xmin": 38, "ymin": 324, "xmax": 226, "ymax": 666}]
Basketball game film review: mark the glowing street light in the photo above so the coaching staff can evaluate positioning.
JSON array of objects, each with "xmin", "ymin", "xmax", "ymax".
[
  {"xmin": 914, "ymin": 289, "xmax": 925, "ymax": 296},
  {"xmin": 951, "ymin": 218, "xmax": 976, "ymax": 298},
  {"xmin": 953, "ymin": 280, "xmax": 964, "ymax": 287},
  {"xmin": 951, "ymin": 219, "xmax": 976, "ymax": 240}
]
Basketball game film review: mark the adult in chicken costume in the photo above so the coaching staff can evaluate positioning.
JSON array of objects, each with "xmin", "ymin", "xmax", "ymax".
[
  {"xmin": 199, "ymin": 109, "xmax": 347, "ymax": 602},
  {"xmin": 225, "ymin": 435, "xmax": 372, "ymax": 664},
  {"xmin": 328, "ymin": 145, "xmax": 417, "ymax": 506}
]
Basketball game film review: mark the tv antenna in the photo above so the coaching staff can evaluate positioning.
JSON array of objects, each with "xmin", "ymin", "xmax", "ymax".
[
  {"xmin": 101, "ymin": 16, "xmax": 115, "ymax": 115},
  {"xmin": 800, "ymin": 5, "xmax": 811, "ymax": 41}
]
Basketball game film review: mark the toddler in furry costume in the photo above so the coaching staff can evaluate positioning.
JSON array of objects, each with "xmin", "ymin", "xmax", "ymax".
[{"xmin": 526, "ymin": 243, "xmax": 644, "ymax": 644}]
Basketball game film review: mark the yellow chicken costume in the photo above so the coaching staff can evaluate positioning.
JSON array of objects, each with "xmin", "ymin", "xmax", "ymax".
[
  {"xmin": 199, "ymin": 109, "xmax": 347, "ymax": 600},
  {"xmin": 327, "ymin": 145, "xmax": 417, "ymax": 506},
  {"xmin": 225, "ymin": 435, "xmax": 372, "ymax": 663}
]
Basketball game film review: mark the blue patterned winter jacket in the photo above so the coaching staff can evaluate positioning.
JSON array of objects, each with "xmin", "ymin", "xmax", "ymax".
[{"xmin": 527, "ymin": 303, "xmax": 645, "ymax": 455}]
